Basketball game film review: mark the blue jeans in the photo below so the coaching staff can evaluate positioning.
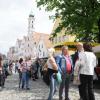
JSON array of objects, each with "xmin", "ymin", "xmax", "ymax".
[
  {"xmin": 26, "ymin": 71, "xmax": 30, "ymax": 88},
  {"xmin": 48, "ymin": 74, "xmax": 57, "ymax": 100},
  {"xmin": 22, "ymin": 72, "xmax": 29, "ymax": 89}
]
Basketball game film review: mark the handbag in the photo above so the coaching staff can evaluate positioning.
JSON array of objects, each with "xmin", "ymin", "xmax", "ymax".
[
  {"xmin": 56, "ymin": 71, "xmax": 62, "ymax": 84},
  {"xmin": 73, "ymin": 60, "xmax": 81, "ymax": 85}
]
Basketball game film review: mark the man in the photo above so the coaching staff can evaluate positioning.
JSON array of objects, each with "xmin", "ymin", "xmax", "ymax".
[
  {"xmin": 56, "ymin": 46, "xmax": 73, "ymax": 100},
  {"xmin": 73, "ymin": 42, "xmax": 84, "ymax": 100}
]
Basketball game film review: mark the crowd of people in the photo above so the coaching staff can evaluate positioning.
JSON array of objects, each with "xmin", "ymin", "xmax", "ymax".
[
  {"xmin": 0, "ymin": 57, "xmax": 41, "ymax": 90},
  {"xmin": 44, "ymin": 42, "xmax": 97, "ymax": 100},
  {"xmin": 0, "ymin": 42, "xmax": 98, "ymax": 100}
]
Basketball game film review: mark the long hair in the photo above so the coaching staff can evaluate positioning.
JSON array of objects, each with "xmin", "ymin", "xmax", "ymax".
[{"xmin": 48, "ymin": 48, "xmax": 55, "ymax": 57}]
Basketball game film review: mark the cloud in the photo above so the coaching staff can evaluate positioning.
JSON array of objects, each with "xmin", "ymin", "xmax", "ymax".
[{"xmin": 0, "ymin": 0, "xmax": 54, "ymax": 54}]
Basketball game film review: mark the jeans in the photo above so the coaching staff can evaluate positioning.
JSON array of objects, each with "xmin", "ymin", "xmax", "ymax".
[
  {"xmin": 19, "ymin": 72, "xmax": 22, "ymax": 88},
  {"xmin": 59, "ymin": 73, "xmax": 71, "ymax": 100},
  {"xmin": 80, "ymin": 74, "xmax": 95, "ymax": 100},
  {"xmin": 22, "ymin": 72, "xmax": 30, "ymax": 89},
  {"xmin": 26, "ymin": 71, "xmax": 30, "ymax": 88},
  {"xmin": 48, "ymin": 74, "xmax": 57, "ymax": 100}
]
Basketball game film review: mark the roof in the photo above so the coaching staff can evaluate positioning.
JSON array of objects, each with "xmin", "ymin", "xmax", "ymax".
[{"xmin": 32, "ymin": 32, "xmax": 52, "ymax": 48}]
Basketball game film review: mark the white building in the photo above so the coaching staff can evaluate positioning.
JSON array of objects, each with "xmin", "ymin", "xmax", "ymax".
[
  {"xmin": 7, "ymin": 46, "xmax": 16, "ymax": 61},
  {"xmin": 28, "ymin": 12, "xmax": 35, "ymax": 34},
  {"xmin": 8, "ymin": 12, "xmax": 52, "ymax": 60},
  {"xmin": 37, "ymin": 33, "xmax": 52, "ymax": 58}
]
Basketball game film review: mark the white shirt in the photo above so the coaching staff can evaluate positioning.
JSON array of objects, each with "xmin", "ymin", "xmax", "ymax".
[
  {"xmin": 47, "ymin": 58, "xmax": 53, "ymax": 69},
  {"xmin": 79, "ymin": 51, "xmax": 97, "ymax": 75}
]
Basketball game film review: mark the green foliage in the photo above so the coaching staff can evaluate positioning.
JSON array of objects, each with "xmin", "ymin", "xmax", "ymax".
[{"xmin": 36, "ymin": 0, "xmax": 100, "ymax": 42}]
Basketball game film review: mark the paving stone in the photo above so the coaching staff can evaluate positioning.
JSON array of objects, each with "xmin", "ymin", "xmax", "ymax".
[{"xmin": 0, "ymin": 74, "xmax": 99, "ymax": 100}]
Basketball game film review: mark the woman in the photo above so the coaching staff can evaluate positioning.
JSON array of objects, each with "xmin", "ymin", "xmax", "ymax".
[
  {"xmin": 79, "ymin": 43, "xmax": 97, "ymax": 100},
  {"xmin": 45, "ymin": 48, "xmax": 58, "ymax": 100},
  {"xmin": 18, "ymin": 58, "xmax": 23, "ymax": 88},
  {"xmin": 19, "ymin": 58, "xmax": 30, "ymax": 90}
]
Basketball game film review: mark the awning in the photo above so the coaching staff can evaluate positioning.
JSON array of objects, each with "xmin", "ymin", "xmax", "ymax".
[{"xmin": 54, "ymin": 41, "xmax": 100, "ymax": 47}]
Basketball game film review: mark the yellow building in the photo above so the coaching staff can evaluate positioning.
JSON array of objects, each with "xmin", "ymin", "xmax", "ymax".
[
  {"xmin": 50, "ymin": 18, "xmax": 76, "ymax": 55},
  {"xmin": 50, "ymin": 18, "xmax": 100, "ymax": 55}
]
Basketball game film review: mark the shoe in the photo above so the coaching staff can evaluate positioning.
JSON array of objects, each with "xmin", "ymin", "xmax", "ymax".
[
  {"xmin": 26, "ymin": 88, "xmax": 30, "ymax": 90},
  {"xmin": 65, "ymin": 98, "xmax": 70, "ymax": 100},
  {"xmin": 33, "ymin": 78, "xmax": 36, "ymax": 81},
  {"xmin": 79, "ymin": 98, "xmax": 83, "ymax": 100},
  {"xmin": 21, "ymin": 86, "xmax": 24, "ymax": 89}
]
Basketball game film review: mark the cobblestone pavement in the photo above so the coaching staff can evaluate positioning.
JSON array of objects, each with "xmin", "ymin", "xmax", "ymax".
[{"xmin": 0, "ymin": 74, "xmax": 100, "ymax": 100}]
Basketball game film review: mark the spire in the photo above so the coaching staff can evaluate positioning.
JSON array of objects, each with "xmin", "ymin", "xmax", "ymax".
[{"xmin": 29, "ymin": 10, "xmax": 34, "ymax": 17}]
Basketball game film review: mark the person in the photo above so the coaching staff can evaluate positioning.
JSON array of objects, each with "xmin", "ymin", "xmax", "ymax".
[
  {"xmin": 31, "ymin": 61, "xmax": 37, "ymax": 81},
  {"xmin": 56, "ymin": 46, "xmax": 73, "ymax": 100},
  {"xmin": 0, "ymin": 55, "xmax": 5, "ymax": 88},
  {"xmin": 25, "ymin": 58, "xmax": 31, "ymax": 89},
  {"xmin": 18, "ymin": 58, "xmax": 23, "ymax": 89},
  {"xmin": 79, "ymin": 43, "xmax": 97, "ymax": 100},
  {"xmin": 8, "ymin": 61, "xmax": 13, "ymax": 74},
  {"xmin": 73, "ymin": 42, "xmax": 84, "ymax": 100},
  {"xmin": 18, "ymin": 58, "xmax": 30, "ymax": 90},
  {"xmin": 3, "ymin": 60, "xmax": 9, "ymax": 78},
  {"xmin": 45, "ymin": 48, "xmax": 58, "ymax": 100},
  {"xmin": 15, "ymin": 60, "xmax": 19, "ymax": 73},
  {"xmin": 35, "ymin": 58, "xmax": 40, "ymax": 79}
]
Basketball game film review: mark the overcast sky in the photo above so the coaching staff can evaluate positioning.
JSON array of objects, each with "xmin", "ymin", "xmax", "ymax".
[{"xmin": 0, "ymin": 0, "xmax": 54, "ymax": 54}]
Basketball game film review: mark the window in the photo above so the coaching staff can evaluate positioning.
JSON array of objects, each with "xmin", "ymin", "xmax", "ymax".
[
  {"xmin": 28, "ymin": 37, "xmax": 29, "ymax": 41},
  {"xmin": 42, "ymin": 44, "xmax": 43, "ymax": 48},
  {"xmin": 43, "ymin": 52, "xmax": 45, "ymax": 57},
  {"xmin": 28, "ymin": 44, "xmax": 29, "ymax": 47},
  {"xmin": 32, "ymin": 25, "xmax": 33, "ymax": 28},
  {"xmin": 32, "ymin": 21, "xmax": 33, "ymax": 23}
]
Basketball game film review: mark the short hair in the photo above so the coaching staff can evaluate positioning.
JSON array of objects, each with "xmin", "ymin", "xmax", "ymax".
[
  {"xmin": 76, "ymin": 42, "xmax": 83, "ymax": 46},
  {"xmin": 83, "ymin": 43, "xmax": 92, "ymax": 52},
  {"xmin": 62, "ymin": 46, "xmax": 68, "ymax": 51}
]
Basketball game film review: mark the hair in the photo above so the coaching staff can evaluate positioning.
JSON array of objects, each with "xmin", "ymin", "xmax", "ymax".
[
  {"xmin": 83, "ymin": 43, "xmax": 92, "ymax": 52},
  {"xmin": 62, "ymin": 46, "xmax": 68, "ymax": 52},
  {"xmin": 76, "ymin": 42, "xmax": 83, "ymax": 46},
  {"xmin": 48, "ymin": 48, "xmax": 55, "ymax": 57},
  {"xmin": 19, "ymin": 58, "xmax": 23, "ymax": 64}
]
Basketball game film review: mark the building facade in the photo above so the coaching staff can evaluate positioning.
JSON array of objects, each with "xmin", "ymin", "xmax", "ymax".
[
  {"xmin": 7, "ymin": 13, "xmax": 52, "ymax": 60},
  {"xmin": 7, "ymin": 47, "xmax": 16, "ymax": 61},
  {"xmin": 50, "ymin": 18, "xmax": 76, "ymax": 55}
]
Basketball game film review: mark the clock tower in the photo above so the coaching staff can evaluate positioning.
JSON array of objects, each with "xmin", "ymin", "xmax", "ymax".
[{"xmin": 28, "ymin": 11, "xmax": 35, "ymax": 34}]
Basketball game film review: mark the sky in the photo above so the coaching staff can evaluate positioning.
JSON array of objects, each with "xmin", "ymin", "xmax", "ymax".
[{"xmin": 0, "ymin": 0, "xmax": 54, "ymax": 55}]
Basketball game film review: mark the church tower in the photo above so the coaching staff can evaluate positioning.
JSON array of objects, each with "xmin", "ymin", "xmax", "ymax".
[{"xmin": 28, "ymin": 11, "xmax": 35, "ymax": 34}]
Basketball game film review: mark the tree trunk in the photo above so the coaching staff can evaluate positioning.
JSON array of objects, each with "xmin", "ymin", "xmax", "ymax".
[{"xmin": 98, "ymin": 18, "xmax": 100, "ymax": 43}]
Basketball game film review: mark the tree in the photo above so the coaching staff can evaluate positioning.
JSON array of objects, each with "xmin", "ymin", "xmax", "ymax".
[{"xmin": 36, "ymin": 0, "xmax": 100, "ymax": 42}]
